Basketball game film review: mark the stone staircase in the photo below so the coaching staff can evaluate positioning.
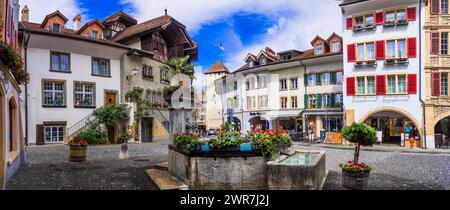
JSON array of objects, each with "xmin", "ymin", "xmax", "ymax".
[{"xmin": 146, "ymin": 162, "xmax": 189, "ymax": 190}]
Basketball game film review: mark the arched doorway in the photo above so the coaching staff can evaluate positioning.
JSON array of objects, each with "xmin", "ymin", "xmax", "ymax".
[
  {"xmin": 434, "ymin": 116, "xmax": 450, "ymax": 148},
  {"xmin": 359, "ymin": 108, "xmax": 421, "ymax": 147},
  {"xmin": 249, "ymin": 117, "xmax": 268, "ymax": 131},
  {"xmin": 0, "ymin": 82, "xmax": 6, "ymax": 189}
]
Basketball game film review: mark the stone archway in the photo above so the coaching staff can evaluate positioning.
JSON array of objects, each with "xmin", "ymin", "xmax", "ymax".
[
  {"xmin": 359, "ymin": 107, "xmax": 422, "ymax": 147},
  {"xmin": 0, "ymin": 82, "xmax": 6, "ymax": 190}
]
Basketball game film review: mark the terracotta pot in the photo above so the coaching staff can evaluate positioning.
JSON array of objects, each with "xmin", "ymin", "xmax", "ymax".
[
  {"xmin": 69, "ymin": 145, "xmax": 88, "ymax": 162},
  {"xmin": 342, "ymin": 170, "xmax": 370, "ymax": 190}
]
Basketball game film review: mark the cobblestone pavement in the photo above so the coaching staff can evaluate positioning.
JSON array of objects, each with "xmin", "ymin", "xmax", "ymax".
[
  {"xmin": 292, "ymin": 145, "xmax": 450, "ymax": 190},
  {"xmin": 6, "ymin": 140, "xmax": 171, "ymax": 190},
  {"xmin": 6, "ymin": 141, "xmax": 450, "ymax": 190}
]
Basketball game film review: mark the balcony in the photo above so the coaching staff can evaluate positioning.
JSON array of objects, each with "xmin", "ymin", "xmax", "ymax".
[
  {"xmin": 384, "ymin": 58, "xmax": 409, "ymax": 66},
  {"xmin": 354, "ymin": 60, "xmax": 377, "ymax": 68}
]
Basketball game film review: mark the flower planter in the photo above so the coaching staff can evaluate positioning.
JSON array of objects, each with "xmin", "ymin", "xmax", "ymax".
[
  {"xmin": 201, "ymin": 144, "xmax": 210, "ymax": 152},
  {"xmin": 210, "ymin": 145, "xmax": 239, "ymax": 152},
  {"xmin": 69, "ymin": 145, "xmax": 88, "ymax": 162},
  {"xmin": 341, "ymin": 170, "xmax": 370, "ymax": 190},
  {"xmin": 239, "ymin": 144, "xmax": 252, "ymax": 152}
]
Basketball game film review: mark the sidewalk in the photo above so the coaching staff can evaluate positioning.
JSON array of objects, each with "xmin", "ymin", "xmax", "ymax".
[{"xmin": 293, "ymin": 142, "xmax": 450, "ymax": 155}]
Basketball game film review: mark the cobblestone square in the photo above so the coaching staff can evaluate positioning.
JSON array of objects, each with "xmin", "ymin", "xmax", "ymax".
[{"xmin": 6, "ymin": 141, "xmax": 450, "ymax": 190}]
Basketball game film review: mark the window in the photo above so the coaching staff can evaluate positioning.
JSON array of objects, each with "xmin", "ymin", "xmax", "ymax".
[
  {"xmin": 335, "ymin": 93, "xmax": 344, "ymax": 108},
  {"xmin": 397, "ymin": 39, "xmax": 406, "ymax": 58},
  {"xmin": 42, "ymin": 80, "xmax": 66, "ymax": 107},
  {"xmin": 280, "ymin": 79, "xmax": 288, "ymax": 90},
  {"xmin": 143, "ymin": 65, "xmax": 153, "ymax": 79},
  {"xmin": 50, "ymin": 52, "xmax": 70, "ymax": 72},
  {"xmin": 357, "ymin": 42, "xmax": 375, "ymax": 61},
  {"xmin": 259, "ymin": 96, "xmax": 268, "ymax": 109},
  {"xmin": 385, "ymin": 39, "xmax": 407, "ymax": 59},
  {"xmin": 281, "ymin": 97, "xmax": 288, "ymax": 109},
  {"xmin": 315, "ymin": 44, "xmax": 323, "ymax": 55},
  {"xmin": 282, "ymin": 54, "xmax": 292, "ymax": 61},
  {"xmin": 52, "ymin": 23, "xmax": 60, "ymax": 33},
  {"xmin": 386, "ymin": 11, "xmax": 395, "ymax": 23},
  {"xmin": 249, "ymin": 61, "xmax": 254, "ymax": 68},
  {"xmin": 308, "ymin": 74, "xmax": 316, "ymax": 86},
  {"xmin": 233, "ymin": 81, "xmax": 238, "ymax": 90},
  {"xmin": 332, "ymin": 42, "xmax": 340, "ymax": 52},
  {"xmin": 308, "ymin": 95, "xmax": 317, "ymax": 109},
  {"xmin": 442, "ymin": 73, "xmax": 449, "ymax": 96},
  {"xmin": 322, "ymin": 73, "xmax": 331, "ymax": 85},
  {"xmin": 247, "ymin": 97, "xmax": 251, "ymax": 109},
  {"xmin": 74, "ymin": 82, "xmax": 95, "ymax": 107},
  {"xmin": 355, "ymin": 16, "xmax": 364, "ymax": 28},
  {"xmin": 365, "ymin": 14, "xmax": 374, "ymax": 27},
  {"xmin": 251, "ymin": 96, "xmax": 256, "ymax": 109},
  {"xmin": 91, "ymin": 30, "xmax": 98, "ymax": 40},
  {"xmin": 160, "ymin": 69, "xmax": 170, "ymax": 83},
  {"xmin": 261, "ymin": 57, "xmax": 267, "ymax": 65},
  {"xmin": 92, "ymin": 57, "xmax": 110, "ymax": 77},
  {"xmin": 291, "ymin": 96, "xmax": 298, "ymax": 108},
  {"xmin": 290, "ymin": 78, "xmax": 298, "ymax": 90},
  {"xmin": 387, "ymin": 75, "xmax": 407, "ymax": 94},
  {"xmin": 258, "ymin": 75, "xmax": 267, "ymax": 88},
  {"xmin": 356, "ymin": 76, "xmax": 375, "ymax": 95},
  {"xmin": 386, "ymin": 40, "xmax": 396, "ymax": 58},
  {"xmin": 442, "ymin": 32, "xmax": 448, "ymax": 55},
  {"xmin": 386, "ymin": 9, "xmax": 406, "ymax": 23},
  {"xmin": 397, "ymin": 9, "xmax": 406, "ymax": 21},
  {"xmin": 322, "ymin": 94, "xmax": 330, "ymax": 108},
  {"xmin": 336, "ymin": 72, "xmax": 344, "ymax": 84},
  {"xmin": 443, "ymin": 0, "xmax": 449, "ymax": 14},
  {"xmin": 246, "ymin": 81, "xmax": 250, "ymax": 90},
  {"xmin": 45, "ymin": 126, "xmax": 65, "ymax": 143}
]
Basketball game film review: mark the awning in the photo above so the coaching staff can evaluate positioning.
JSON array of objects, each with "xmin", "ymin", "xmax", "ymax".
[{"xmin": 304, "ymin": 111, "xmax": 344, "ymax": 116}]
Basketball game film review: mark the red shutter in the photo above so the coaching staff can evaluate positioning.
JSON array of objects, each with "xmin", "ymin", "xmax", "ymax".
[
  {"xmin": 346, "ymin": 77, "xmax": 356, "ymax": 96},
  {"xmin": 407, "ymin": 74, "xmax": 417, "ymax": 94},
  {"xmin": 407, "ymin": 7, "xmax": 416, "ymax": 21},
  {"xmin": 375, "ymin": 12, "xmax": 384, "ymax": 25},
  {"xmin": 347, "ymin": 44, "xmax": 356, "ymax": 62},
  {"xmin": 346, "ymin": 18, "xmax": 353, "ymax": 30},
  {"xmin": 432, "ymin": 72, "xmax": 441, "ymax": 96},
  {"xmin": 432, "ymin": 32, "xmax": 440, "ymax": 55},
  {"xmin": 376, "ymin": 40, "xmax": 385, "ymax": 60},
  {"xmin": 376, "ymin": 75, "xmax": 386, "ymax": 95},
  {"xmin": 431, "ymin": 0, "xmax": 440, "ymax": 15},
  {"xmin": 407, "ymin": 37, "xmax": 417, "ymax": 58}
]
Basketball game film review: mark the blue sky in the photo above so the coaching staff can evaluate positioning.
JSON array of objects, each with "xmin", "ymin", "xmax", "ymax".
[{"xmin": 20, "ymin": 0, "xmax": 342, "ymax": 90}]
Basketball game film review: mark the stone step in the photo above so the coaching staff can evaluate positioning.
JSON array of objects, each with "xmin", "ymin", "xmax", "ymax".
[
  {"xmin": 146, "ymin": 169, "xmax": 188, "ymax": 190},
  {"xmin": 154, "ymin": 162, "xmax": 169, "ymax": 171}
]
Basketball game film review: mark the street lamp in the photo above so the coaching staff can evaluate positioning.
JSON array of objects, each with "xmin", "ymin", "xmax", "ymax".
[{"xmin": 126, "ymin": 67, "xmax": 139, "ymax": 81}]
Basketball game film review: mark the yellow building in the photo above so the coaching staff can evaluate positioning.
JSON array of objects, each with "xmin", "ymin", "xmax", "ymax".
[{"xmin": 424, "ymin": 0, "xmax": 450, "ymax": 149}]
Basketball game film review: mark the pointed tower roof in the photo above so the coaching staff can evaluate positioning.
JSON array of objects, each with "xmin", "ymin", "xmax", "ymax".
[{"xmin": 205, "ymin": 61, "xmax": 230, "ymax": 74}]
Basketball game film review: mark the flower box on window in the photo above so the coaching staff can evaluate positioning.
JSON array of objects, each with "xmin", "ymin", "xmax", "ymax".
[
  {"xmin": 397, "ymin": 57, "xmax": 409, "ymax": 65},
  {"xmin": 365, "ymin": 24, "xmax": 375, "ymax": 30},
  {"xmin": 396, "ymin": 19, "xmax": 409, "ymax": 26},
  {"xmin": 354, "ymin": 60, "xmax": 377, "ymax": 67},
  {"xmin": 352, "ymin": 25, "xmax": 365, "ymax": 32},
  {"xmin": 384, "ymin": 58, "xmax": 397, "ymax": 65},
  {"xmin": 384, "ymin": 58, "xmax": 409, "ymax": 66},
  {"xmin": 383, "ymin": 21, "xmax": 396, "ymax": 27}
]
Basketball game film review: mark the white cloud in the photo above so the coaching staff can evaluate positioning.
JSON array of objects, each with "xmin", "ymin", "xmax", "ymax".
[
  {"xmin": 124, "ymin": 0, "xmax": 342, "ymax": 71},
  {"xmin": 193, "ymin": 66, "xmax": 206, "ymax": 92},
  {"xmin": 20, "ymin": 0, "xmax": 86, "ymax": 25}
]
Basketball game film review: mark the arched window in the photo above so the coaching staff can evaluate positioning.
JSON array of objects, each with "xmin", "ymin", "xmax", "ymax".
[{"xmin": 8, "ymin": 98, "xmax": 17, "ymax": 154}]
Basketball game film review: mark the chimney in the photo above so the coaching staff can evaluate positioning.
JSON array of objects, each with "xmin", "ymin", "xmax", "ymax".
[
  {"xmin": 21, "ymin": 5, "xmax": 29, "ymax": 22},
  {"xmin": 73, "ymin": 14, "xmax": 82, "ymax": 31}
]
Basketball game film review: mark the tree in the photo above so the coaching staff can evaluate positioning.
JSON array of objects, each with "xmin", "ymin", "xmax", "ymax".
[
  {"xmin": 160, "ymin": 55, "xmax": 196, "ymax": 80},
  {"xmin": 341, "ymin": 123, "xmax": 377, "ymax": 165}
]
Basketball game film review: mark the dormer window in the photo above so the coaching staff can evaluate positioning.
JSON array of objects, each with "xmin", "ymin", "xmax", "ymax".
[
  {"xmin": 315, "ymin": 44, "xmax": 323, "ymax": 55},
  {"xmin": 91, "ymin": 30, "xmax": 98, "ymax": 40},
  {"xmin": 332, "ymin": 41, "xmax": 340, "ymax": 53},
  {"xmin": 52, "ymin": 23, "xmax": 60, "ymax": 33},
  {"xmin": 282, "ymin": 54, "xmax": 292, "ymax": 61},
  {"xmin": 261, "ymin": 57, "xmax": 267, "ymax": 65}
]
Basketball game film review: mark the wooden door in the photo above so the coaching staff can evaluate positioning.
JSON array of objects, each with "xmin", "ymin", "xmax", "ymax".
[{"xmin": 105, "ymin": 92, "xmax": 116, "ymax": 106}]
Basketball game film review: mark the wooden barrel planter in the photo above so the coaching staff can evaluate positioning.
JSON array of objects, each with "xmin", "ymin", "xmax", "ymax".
[
  {"xmin": 342, "ymin": 170, "xmax": 370, "ymax": 190},
  {"xmin": 69, "ymin": 145, "xmax": 88, "ymax": 162}
]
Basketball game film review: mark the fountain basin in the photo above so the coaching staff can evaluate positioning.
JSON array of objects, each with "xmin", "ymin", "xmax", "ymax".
[{"xmin": 267, "ymin": 150, "xmax": 327, "ymax": 190}]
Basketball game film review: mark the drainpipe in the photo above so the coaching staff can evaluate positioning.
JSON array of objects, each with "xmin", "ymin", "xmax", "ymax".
[
  {"xmin": 301, "ymin": 61, "xmax": 307, "ymax": 135},
  {"xmin": 23, "ymin": 27, "xmax": 31, "ymax": 146},
  {"xmin": 418, "ymin": 0, "xmax": 427, "ymax": 149}
]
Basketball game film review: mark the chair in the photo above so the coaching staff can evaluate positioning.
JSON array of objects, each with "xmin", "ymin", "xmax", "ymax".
[{"xmin": 435, "ymin": 134, "xmax": 443, "ymax": 149}]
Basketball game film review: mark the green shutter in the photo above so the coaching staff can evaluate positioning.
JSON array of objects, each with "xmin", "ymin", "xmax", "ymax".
[
  {"xmin": 304, "ymin": 74, "xmax": 308, "ymax": 86},
  {"xmin": 330, "ymin": 93, "xmax": 336, "ymax": 108},
  {"xmin": 316, "ymin": 73, "xmax": 322, "ymax": 85},
  {"xmin": 316, "ymin": 93, "xmax": 322, "ymax": 108},
  {"xmin": 330, "ymin": 72, "xmax": 337, "ymax": 84},
  {"xmin": 304, "ymin": 94, "xmax": 309, "ymax": 108}
]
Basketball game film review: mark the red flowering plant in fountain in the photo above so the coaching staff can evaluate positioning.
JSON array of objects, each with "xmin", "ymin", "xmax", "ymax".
[
  {"xmin": 0, "ymin": 40, "xmax": 30, "ymax": 84},
  {"xmin": 339, "ymin": 122, "xmax": 377, "ymax": 190},
  {"xmin": 69, "ymin": 137, "xmax": 88, "ymax": 146},
  {"xmin": 208, "ymin": 122, "xmax": 243, "ymax": 150},
  {"xmin": 173, "ymin": 132, "xmax": 202, "ymax": 153},
  {"xmin": 246, "ymin": 128, "xmax": 292, "ymax": 158}
]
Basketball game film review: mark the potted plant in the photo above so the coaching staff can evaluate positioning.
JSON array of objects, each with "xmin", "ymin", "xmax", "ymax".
[
  {"xmin": 246, "ymin": 129, "xmax": 292, "ymax": 159},
  {"xmin": 340, "ymin": 122, "xmax": 377, "ymax": 190},
  {"xmin": 396, "ymin": 19, "xmax": 408, "ymax": 25},
  {"xmin": 69, "ymin": 136, "xmax": 88, "ymax": 162},
  {"xmin": 173, "ymin": 133, "xmax": 202, "ymax": 153},
  {"xmin": 366, "ymin": 60, "xmax": 376, "ymax": 66},
  {"xmin": 83, "ymin": 98, "xmax": 91, "ymax": 107},
  {"xmin": 208, "ymin": 130, "xmax": 243, "ymax": 151}
]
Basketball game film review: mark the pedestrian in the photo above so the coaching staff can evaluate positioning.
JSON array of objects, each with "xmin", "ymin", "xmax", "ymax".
[
  {"xmin": 405, "ymin": 122, "xmax": 411, "ymax": 140},
  {"xmin": 308, "ymin": 123, "xmax": 314, "ymax": 142}
]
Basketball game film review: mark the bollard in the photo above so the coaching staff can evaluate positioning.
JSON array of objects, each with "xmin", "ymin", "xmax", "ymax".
[{"xmin": 119, "ymin": 143, "xmax": 129, "ymax": 160}]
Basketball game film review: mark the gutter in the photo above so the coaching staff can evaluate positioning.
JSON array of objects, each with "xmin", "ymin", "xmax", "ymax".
[
  {"xmin": 23, "ymin": 25, "xmax": 31, "ymax": 146},
  {"xmin": 418, "ymin": 0, "xmax": 427, "ymax": 149}
]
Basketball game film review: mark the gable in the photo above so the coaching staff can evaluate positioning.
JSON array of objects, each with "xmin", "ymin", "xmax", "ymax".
[
  {"xmin": 41, "ymin": 11, "xmax": 68, "ymax": 30},
  {"xmin": 77, "ymin": 21, "xmax": 105, "ymax": 39}
]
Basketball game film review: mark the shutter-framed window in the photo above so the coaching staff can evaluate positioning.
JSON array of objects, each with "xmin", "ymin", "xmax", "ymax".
[
  {"xmin": 376, "ymin": 40, "xmax": 386, "ymax": 60},
  {"xmin": 432, "ymin": 32, "xmax": 440, "ymax": 55},
  {"xmin": 407, "ymin": 37, "xmax": 417, "ymax": 58},
  {"xmin": 432, "ymin": 72, "xmax": 441, "ymax": 96},
  {"xmin": 407, "ymin": 7, "xmax": 416, "ymax": 21},
  {"xmin": 304, "ymin": 74, "xmax": 309, "ymax": 86},
  {"xmin": 376, "ymin": 75, "xmax": 386, "ymax": 95},
  {"xmin": 347, "ymin": 44, "xmax": 356, "ymax": 62},
  {"xmin": 407, "ymin": 74, "xmax": 417, "ymax": 94},
  {"xmin": 346, "ymin": 77, "xmax": 356, "ymax": 96}
]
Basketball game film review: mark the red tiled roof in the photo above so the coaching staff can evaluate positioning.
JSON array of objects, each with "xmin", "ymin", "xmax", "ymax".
[
  {"xmin": 112, "ymin": 15, "xmax": 181, "ymax": 42},
  {"xmin": 205, "ymin": 61, "xmax": 230, "ymax": 74}
]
